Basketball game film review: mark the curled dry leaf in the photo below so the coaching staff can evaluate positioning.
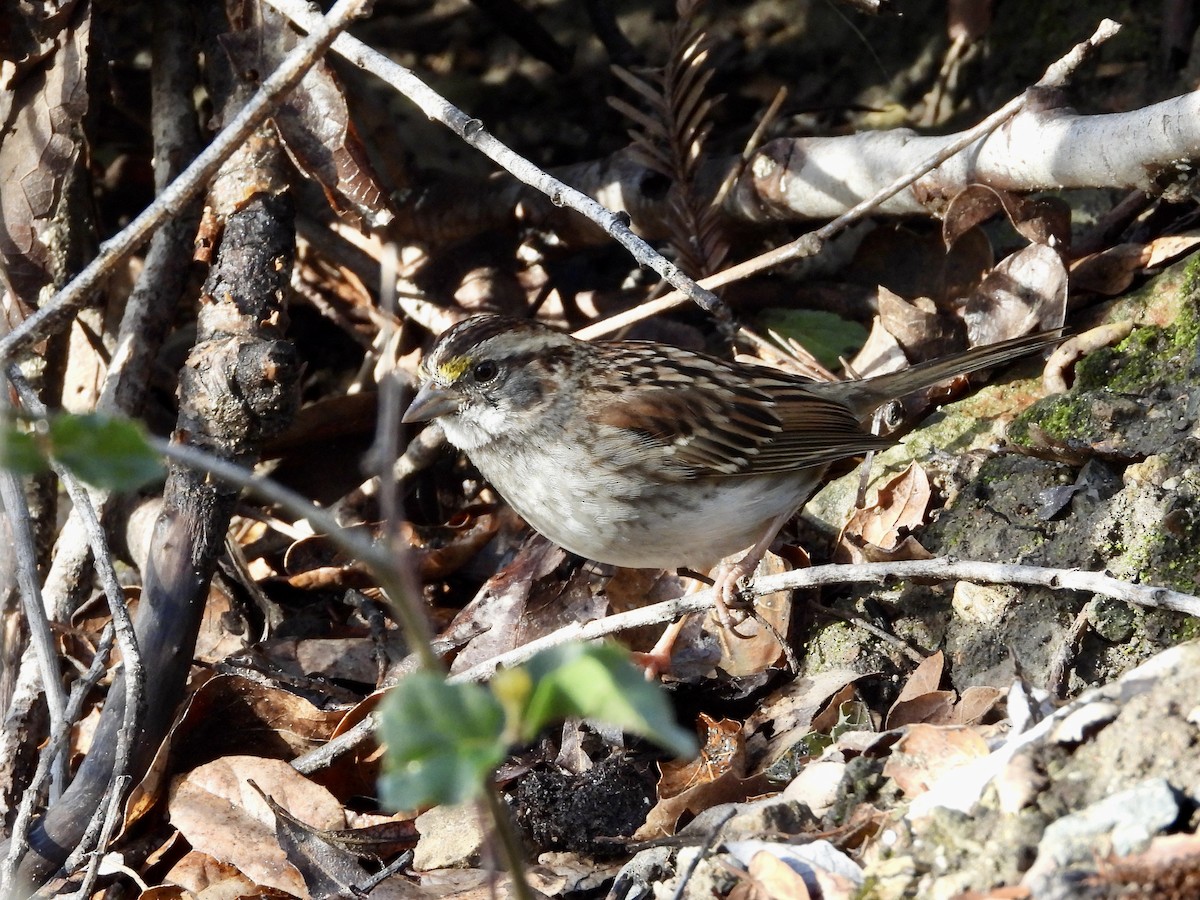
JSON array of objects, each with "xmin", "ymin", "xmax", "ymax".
[
  {"xmin": 944, "ymin": 184, "xmax": 1071, "ymax": 251},
  {"xmin": 837, "ymin": 463, "xmax": 934, "ymax": 564},
  {"xmin": 1042, "ymin": 320, "xmax": 1134, "ymax": 394},
  {"xmin": 0, "ymin": 2, "xmax": 90, "ymax": 304},
  {"xmin": 963, "ymin": 242, "xmax": 1068, "ymax": 346},
  {"xmin": 1070, "ymin": 243, "xmax": 1153, "ymax": 297},
  {"xmin": 1070, "ymin": 234, "xmax": 1200, "ymax": 297},
  {"xmin": 636, "ymin": 713, "xmax": 770, "ymax": 839},
  {"xmin": 877, "ymin": 287, "xmax": 965, "ymax": 360},
  {"xmin": 220, "ymin": 9, "xmax": 393, "ymax": 228}
]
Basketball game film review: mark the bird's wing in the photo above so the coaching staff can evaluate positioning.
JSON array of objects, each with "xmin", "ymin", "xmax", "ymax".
[{"xmin": 587, "ymin": 347, "xmax": 892, "ymax": 478}]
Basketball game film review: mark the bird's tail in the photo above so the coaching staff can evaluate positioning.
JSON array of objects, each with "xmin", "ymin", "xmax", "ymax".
[{"xmin": 836, "ymin": 328, "xmax": 1067, "ymax": 416}]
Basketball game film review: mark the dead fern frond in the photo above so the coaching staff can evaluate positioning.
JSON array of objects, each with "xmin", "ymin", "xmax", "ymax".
[{"xmin": 607, "ymin": 0, "xmax": 728, "ymax": 278}]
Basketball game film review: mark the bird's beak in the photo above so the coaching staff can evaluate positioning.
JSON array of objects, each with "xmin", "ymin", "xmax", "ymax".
[{"xmin": 403, "ymin": 382, "xmax": 461, "ymax": 423}]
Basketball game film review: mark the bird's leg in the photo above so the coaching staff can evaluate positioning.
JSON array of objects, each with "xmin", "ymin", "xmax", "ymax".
[
  {"xmin": 633, "ymin": 616, "xmax": 690, "ymax": 680},
  {"xmin": 711, "ymin": 509, "xmax": 794, "ymax": 636},
  {"xmin": 631, "ymin": 569, "xmax": 722, "ymax": 678}
]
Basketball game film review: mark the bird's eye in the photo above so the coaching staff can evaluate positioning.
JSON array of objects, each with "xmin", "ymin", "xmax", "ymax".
[{"xmin": 472, "ymin": 359, "xmax": 499, "ymax": 383}]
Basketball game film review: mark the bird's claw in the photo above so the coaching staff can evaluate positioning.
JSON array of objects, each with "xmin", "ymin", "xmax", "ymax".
[{"xmin": 712, "ymin": 565, "xmax": 757, "ymax": 639}]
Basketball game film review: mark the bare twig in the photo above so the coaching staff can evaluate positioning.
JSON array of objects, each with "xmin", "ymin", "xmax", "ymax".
[
  {"xmin": 451, "ymin": 555, "xmax": 1200, "ymax": 682},
  {"xmin": 263, "ymin": 0, "xmax": 725, "ymax": 321},
  {"xmin": 0, "ymin": 474, "xmax": 68, "ymax": 785},
  {"xmin": 670, "ymin": 808, "xmax": 736, "ymax": 900},
  {"xmin": 806, "ymin": 600, "xmax": 926, "ymax": 664},
  {"xmin": 3, "ymin": 368, "xmax": 146, "ymax": 887},
  {"xmin": 291, "ymin": 553, "xmax": 1200, "ymax": 771},
  {"xmin": 1046, "ymin": 605, "xmax": 1092, "ymax": 699},
  {"xmin": 0, "ymin": 624, "xmax": 113, "ymax": 895},
  {"xmin": 0, "ymin": 0, "xmax": 372, "ymax": 368},
  {"xmin": 62, "ymin": 775, "xmax": 130, "ymax": 900}
]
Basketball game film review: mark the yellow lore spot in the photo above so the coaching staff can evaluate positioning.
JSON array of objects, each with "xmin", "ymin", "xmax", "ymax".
[{"xmin": 439, "ymin": 355, "xmax": 472, "ymax": 382}]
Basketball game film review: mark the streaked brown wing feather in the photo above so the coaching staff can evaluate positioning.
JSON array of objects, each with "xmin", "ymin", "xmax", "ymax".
[{"xmin": 587, "ymin": 346, "xmax": 891, "ymax": 478}]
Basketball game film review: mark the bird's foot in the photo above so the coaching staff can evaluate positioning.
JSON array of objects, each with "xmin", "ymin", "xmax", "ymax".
[
  {"xmin": 632, "ymin": 618, "xmax": 689, "ymax": 679},
  {"xmin": 711, "ymin": 557, "xmax": 760, "ymax": 640}
]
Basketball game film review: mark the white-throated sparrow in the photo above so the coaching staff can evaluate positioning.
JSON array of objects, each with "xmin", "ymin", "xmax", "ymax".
[{"xmin": 403, "ymin": 314, "xmax": 1061, "ymax": 630}]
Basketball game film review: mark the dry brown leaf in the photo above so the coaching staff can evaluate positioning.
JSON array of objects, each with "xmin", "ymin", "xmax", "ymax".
[
  {"xmin": 256, "ymin": 635, "xmax": 402, "ymax": 687},
  {"xmin": 943, "ymin": 185, "xmax": 1070, "ymax": 250},
  {"xmin": 964, "ymin": 243, "xmax": 1067, "ymax": 346},
  {"xmin": 162, "ymin": 850, "xmax": 265, "ymax": 897},
  {"xmin": 837, "ymin": 464, "xmax": 934, "ymax": 564},
  {"xmin": 894, "ymin": 650, "xmax": 945, "ymax": 703},
  {"xmin": 221, "ymin": 9, "xmax": 393, "ymax": 228},
  {"xmin": 637, "ymin": 714, "xmax": 770, "ymax": 838},
  {"xmin": 847, "ymin": 316, "xmax": 909, "ymax": 378},
  {"xmin": 0, "ymin": 3, "xmax": 90, "ymax": 304},
  {"xmin": 1144, "ymin": 233, "xmax": 1200, "ymax": 268},
  {"xmin": 877, "ymin": 287, "xmax": 963, "ymax": 359},
  {"xmin": 1070, "ymin": 234, "xmax": 1200, "ymax": 298},
  {"xmin": 169, "ymin": 756, "xmax": 345, "ymax": 896},
  {"xmin": 193, "ymin": 582, "xmax": 253, "ymax": 665},
  {"xmin": 1069, "ymin": 243, "xmax": 1150, "ymax": 296},
  {"xmin": 745, "ymin": 671, "xmax": 868, "ymax": 770},
  {"xmin": 886, "ymin": 691, "xmax": 957, "ymax": 729},
  {"xmin": 807, "ymin": 682, "xmax": 861, "ymax": 736},
  {"xmin": 953, "ymin": 686, "xmax": 1005, "ymax": 726},
  {"xmin": 738, "ymin": 850, "xmax": 813, "ymax": 900},
  {"xmin": 123, "ymin": 675, "xmax": 349, "ymax": 832},
  {"xmin": 882, "ymin": 724, "xmax": 989, "ymax": 798},
  {"xmin": 713, "ymin": 551, "xmax": 792, "ymax": 677},
  {"xmin": 447, "ymin": 539, "xmax": 610, "ymax": 673},
  {"xmin": 846, "ymin": 464, "xmax": 932, "ymax": 549},
  {"xmin": 837, "ymin": 532, "xmax": 934, "ymax": 565}
]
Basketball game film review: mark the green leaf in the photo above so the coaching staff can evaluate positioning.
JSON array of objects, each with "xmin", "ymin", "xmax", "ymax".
[
  {"xmin": 48, "ymin": 413, "xmax": 164, "ymax": 491},
  {"xmin": 377, "ymin": 671, "xmax": 507, "ymax": 810},
  {"xmin": 518, "ymin": 643, "xmax": 697, "ymax": 759},
  {"xmin": 757, "ymin": 309, "xmax": 868, "ymax": 369},
  {"xmin": 0, "ymin": 427, "xmax": 47, "ymax": 476}
]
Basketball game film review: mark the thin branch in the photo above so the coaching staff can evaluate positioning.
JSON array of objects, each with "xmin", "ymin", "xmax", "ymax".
[
  {"xmin": 451, "ymin": 555, "xmax": 1200, "ymax": 682},
  {"xmin": 807, "ymin": 600, "xmax": 925, "ymax": 664},
  {"xmin": 0, "ymin": 474, "xmax": 68, "ymax": 777},
  {"xmin": 0, "ymin": 625, "xmax": 114, "ymax": 895},
  {"xmin": 62, "ymin": 775, "xmax": 129, "ymax": 900},
  {"xmin": 4, "ymin": 367, "xmax": 146, "ymax": 883},
  {"xmin": 291, "ymin": 553, "xmax": 1200, "ymax": 773},
  {"xmin": 262, "ymin": 0, "xmax": 726, "ymax": 321},
  {"xmin": 0, "ymin": 0, "xmax": 372, "ymax": 368}
]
